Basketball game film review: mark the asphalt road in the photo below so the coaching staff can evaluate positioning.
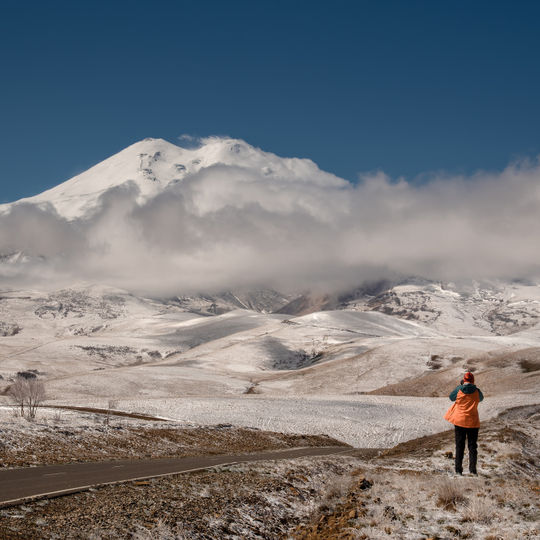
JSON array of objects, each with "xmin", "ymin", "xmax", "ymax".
[{"xmin": 0, "ymin": 446, "xmax": 349, "ymax": 508}]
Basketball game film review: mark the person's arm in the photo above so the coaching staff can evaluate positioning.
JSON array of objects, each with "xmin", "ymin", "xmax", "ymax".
[
  {"xmin": 449, "ymin": 386, "xmax": 461, "ymax": 401},
  {"xmin": 478, "ymin": 388, "xmax": 484, "ymax": 402}
]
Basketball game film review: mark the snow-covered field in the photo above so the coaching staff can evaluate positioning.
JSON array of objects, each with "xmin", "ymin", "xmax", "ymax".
[{"xmin": 36, "ymin": 391, "xmax": 537, "ymax": 448}]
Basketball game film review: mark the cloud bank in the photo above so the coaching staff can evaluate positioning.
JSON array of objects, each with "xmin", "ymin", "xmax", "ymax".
[{"xmin": 1, "ymin": 156, "xmax": 540, "ymax": 295}]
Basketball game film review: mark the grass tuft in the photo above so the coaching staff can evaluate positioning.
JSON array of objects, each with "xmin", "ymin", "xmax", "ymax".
[
  {"xmin": 436, "ymin": 478, "xmax": 468, "ymax": 510},
  {"xmin": 461, "ymin": 496, "xmax": 495, "ymax": 524}
]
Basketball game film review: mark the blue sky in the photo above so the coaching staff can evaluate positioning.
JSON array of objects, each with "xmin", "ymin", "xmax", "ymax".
[{"xmin": 1, "ymin": 0, "xmax": 539, "ymax": 203}]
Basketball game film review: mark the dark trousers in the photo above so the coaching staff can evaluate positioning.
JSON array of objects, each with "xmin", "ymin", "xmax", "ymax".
[{"xmin": 454, "ymin": 425, "xmax": 479, "ymax": 474}]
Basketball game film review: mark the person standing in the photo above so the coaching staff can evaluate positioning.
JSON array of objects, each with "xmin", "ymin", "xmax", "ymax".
[{"xmin": 444, "ymin": 371, "xmax": 484, "ymax": 475}]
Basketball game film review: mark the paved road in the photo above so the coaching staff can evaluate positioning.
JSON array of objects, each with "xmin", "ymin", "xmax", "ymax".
[{"xmin": 0, "ymin": 446, "xmax": 349, "ymax": 508}]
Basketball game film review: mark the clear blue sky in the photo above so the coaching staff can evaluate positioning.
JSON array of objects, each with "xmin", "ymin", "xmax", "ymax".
[{"xmin": 1, "ymin": 0, "xmax": 539, "ymax": 203}]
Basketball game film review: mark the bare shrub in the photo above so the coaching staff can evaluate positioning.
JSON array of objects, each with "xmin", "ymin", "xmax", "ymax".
[
  {"xmin": 25, "ymin": 378, "xmax": 46, "ymax": 419},
  {"xmin": 9, "ymin": 377, "xmax": 27, "ymax": 417},
  {"xmin": 316, "ymin": 472, "xmax": 353, "ymax": 515},
  {"xmin": 461, "ymin": 496, "xmax": 495, "ymax": 524},
  {"xmin": 427, "ymin": 354, "xmax": 442, "ymax": 370},
  {"xmin": 519, "ymin": 359, "xmax": 540, "ymax": 373},
  {"xmin": 11, "ymin": 405, "xmax": 21, "ymax": 419},
  {"xmin": 108, "ymin": 399, "xmax": 119, "ymax": 410},
  {"xmin": 105, "ymin": 399, "xmax": 119, "ymax": 426},
  {"xmin": 324, "ymin": 473, "xmax": 352, "ymax": 501},
  {"xmin": 436, "ymin": 478, "xmax": 468, "ymax": 510},
  {"xmin": 8, "ymin": 376, "xmax": 46, "ymax": 420}
]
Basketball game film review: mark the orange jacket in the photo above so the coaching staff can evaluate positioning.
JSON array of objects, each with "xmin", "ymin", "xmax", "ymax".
[{"xmin": 444, "ymin": 383, "xmax": 484, "ymax": 428}]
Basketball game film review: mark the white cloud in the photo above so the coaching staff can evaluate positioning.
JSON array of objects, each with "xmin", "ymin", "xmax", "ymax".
[{"xmin": 1, "ymin": 153, "xmax": 539, "ymax": 295}]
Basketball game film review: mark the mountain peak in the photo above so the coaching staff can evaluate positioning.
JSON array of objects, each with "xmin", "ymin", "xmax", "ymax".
[
  {"xmin": 128, "ymin": 137, "xmax": 181, "ymax": 152},
  {"xmin": 3, "ymin": 136, "xmax": 345, "ymax": 220}
]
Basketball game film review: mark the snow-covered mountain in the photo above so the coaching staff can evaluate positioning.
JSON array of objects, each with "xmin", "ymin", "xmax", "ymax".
[
  {"xmin": 1, "ymin": 135, "xmax": 539, "ymax": 345},
  {"xmin": 2, "ymin": 137, "xmax": 345, "ymax": 220},
  {"xmin": 279, "ymin": 279, "xmax": 540, "ymax": 336}
]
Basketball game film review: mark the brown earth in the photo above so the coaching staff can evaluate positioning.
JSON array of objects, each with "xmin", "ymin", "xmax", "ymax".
[{"xmin": 289, "ymin": 472, "xmax": 374, "ymax": 540}]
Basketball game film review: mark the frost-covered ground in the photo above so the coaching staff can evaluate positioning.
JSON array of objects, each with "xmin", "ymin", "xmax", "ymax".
[
  {"xmin": 292, "ymin": 405, "xmax": 540, "ymax": 540},
  {"xmin": 0, "ymin": 406, "xmax": 343, "ymax": 469},
  {"xmin": 2, "ymin": 406, "xmax": 537, "ymax": 540}
]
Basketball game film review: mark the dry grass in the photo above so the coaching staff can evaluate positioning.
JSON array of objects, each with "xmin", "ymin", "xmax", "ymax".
[
  {"xmin": 461, "ymin": 496, "xmax": 495, "ymax": 525},
  {"xmin": 293, "ymin": 407, "xmax": 540, "ymax": 540},
  {"xmin": 2, "ymin": 400, "xmax": 538, "ymax": 539},
  {"xmin": 0, "ymin": 456, "xmax": 358, "ymax": 540},
  {"xmin": 296, "ymin": 468, "xmax": 539, "ymax": 539},
  {"xmin": 312, "ymin": 473, "xmax": 353, "ymax": 518},
  {"xmin": 436, "ymin": 477, "xmax": 469, "ymax": 510},
  {"xmin": 132, "ymin": 520, "xmax": 192, "ymax": 540}
]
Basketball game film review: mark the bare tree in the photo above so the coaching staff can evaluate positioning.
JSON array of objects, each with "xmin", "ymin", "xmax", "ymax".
[
  {"xmin": 8, "ymin": 376, "xmax": 46, "ymax": 420},
  {"xmin": 8, "ymin": 377, "xmax": 26, "ymax": 417}
]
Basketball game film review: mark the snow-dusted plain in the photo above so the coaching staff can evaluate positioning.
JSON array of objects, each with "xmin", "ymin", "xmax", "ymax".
[{"xmin": 40, "ymin": 392, "xmax": 537, "ymax": 448}]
